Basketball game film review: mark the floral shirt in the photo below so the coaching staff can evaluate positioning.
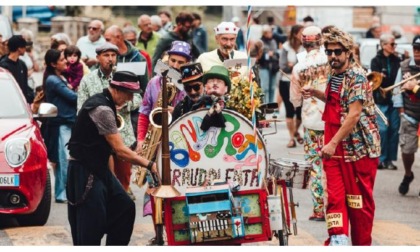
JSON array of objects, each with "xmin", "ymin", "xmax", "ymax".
[
  {"xmin": 77, "ymin": 69, "xmax": 142, "ymax": 147},
  {"xmin": 326, "ymin": 65, "xmax": 381, "ymax": 162}
]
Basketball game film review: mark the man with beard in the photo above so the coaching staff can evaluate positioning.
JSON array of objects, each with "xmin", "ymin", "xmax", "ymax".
[
  {"xmin": 76, "ymin": 19, "xmax": 106, "ymax": 69},
  {"xmin": 151, "ymin": 11, "xmax": 199, "ymax": 70},
  {"xmin": 303, "ymin": 27, "xmax": 380, "ymax": 245},
  {"xmin": 172, "ymin": 62, "xmax": 204, "ymax": 122},
  {"xmin": 197, "ymin": 21, "xmax": 248, "ymax": 76}
]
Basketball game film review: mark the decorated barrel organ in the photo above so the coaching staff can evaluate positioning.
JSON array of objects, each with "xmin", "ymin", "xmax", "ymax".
[{"xmin": 185, "ymin": 182, "xmax": 245, "ymax": 243}]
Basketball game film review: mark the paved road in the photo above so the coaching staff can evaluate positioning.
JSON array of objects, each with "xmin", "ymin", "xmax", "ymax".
[{"xmin": 1, "ymin": 105, "xmax": 420, "ymax": 246}]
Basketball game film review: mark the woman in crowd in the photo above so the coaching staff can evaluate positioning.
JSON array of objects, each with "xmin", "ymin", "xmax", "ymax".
[
  {"xmin": 43, "ymin": 49, "xmax": 77, "ymax": 203},
  {"xmin": 279, "ymin": 24, "xmax": 305, "ymax": 148}
]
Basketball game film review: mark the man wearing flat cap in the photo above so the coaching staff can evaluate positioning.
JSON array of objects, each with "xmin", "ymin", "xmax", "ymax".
[
  {"xmin": 172, "ymin": 62, "xmax": 205, "ymax": 122},
  {"xmin": 67, "ymin": 71, "xmax": 157, "ymax": 246},
  {"xmin": 77, "ymin": 42, "xmax": 142, "ymax": 201},
  {"xmin": 197, "ymin": 21, "xmax": 248, "ymax": 75},
  {"xmin": 0, "ymin": 35, "xmax": 32, "ymax": 103}
]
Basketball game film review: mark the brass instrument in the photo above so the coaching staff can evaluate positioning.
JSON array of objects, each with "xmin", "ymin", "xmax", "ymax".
[
  {"xmin": 366, "ymin": 72, "xmax": 389, "ymax": 126},
  {"xmin": 133, "ymin": 76, "xmax": 177, "ymax": 188},
  {"xmin": 379, "ymin": 72, "xmax": 420, "ymax": 97},
  {"xmin": 367, "ymin": 71, "xmax": 383, "ymax": 91},
  {"xmin": 116, "ymin": 114, "xmax": 124, "ymax": 131}
]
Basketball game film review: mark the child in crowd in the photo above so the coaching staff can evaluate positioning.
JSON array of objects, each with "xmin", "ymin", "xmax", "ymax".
[{"xmin": 63, "ymin": 45, "xmax": 83, "ymax": 91}]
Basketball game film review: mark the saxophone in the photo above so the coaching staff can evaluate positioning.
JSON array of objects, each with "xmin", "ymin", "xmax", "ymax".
[{"xmin": 133, "ymin": 76, "xmax": 177, "ymax": 188}]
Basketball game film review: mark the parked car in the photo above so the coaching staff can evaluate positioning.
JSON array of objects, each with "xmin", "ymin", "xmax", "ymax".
[
  {"xmin": 0, "ymin": 14, "xmax": 13, "ymax": 41},
  {"xmin": 0, "ymin": 67, "xmax": 57, "ymax": 226},
  {"xmin": 12, "ymin": 6, "xmax": 64, "ymax": 30},
  {"xmin": 358, "ymin": 38, "xmax": 414, "ymax": 71}
]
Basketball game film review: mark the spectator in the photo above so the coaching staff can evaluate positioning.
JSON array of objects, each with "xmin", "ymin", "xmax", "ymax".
[
  {"xmin": 303, "ymin": 15, "xmax": 315, "ymax": 27},
  {"xmin": 232, "ymin": 16, "xmax": 245, "ymax": 51},
  {"xmin": 259, "ymin": 24, "xmax": 280, "ymax": 103},
  {"xmin": 279, "ymin": 24, "xmax": 305, "ymax": 148},
  {"xmin": 136, "ymin": 14, "xmax": 161, "ymax": 59},
  {"xmin": 123, "ymin": 26, "xmax": 153, "ymax": 86},
  {"xmin": 76, "ymin": 19, "xmax": 106, "ymax": 69},
  {"xmin": 366, "ymin": 24, "xmax": 382, "ymax": 39},
  {"xmin": 191, "ymin": 12, "xmax": 208, "ymax": 54},
  {"xmin": 63, "ymin": 45, "xmax": 84, "ymax": 91},
  {"xmin": 158, "ymin": 10, "xmax": 173, "ymax": 32},
  {"xmin": 43, "ymin": 49, "xmax": 77, "ymax": 204},
  {"xmin": 151, "ymin": 11, "xmax": 199, "ymax": 70},
  {"xmin": 151, "ymin": 15, "xmax": 168, "ymax": 37},
  {"xmin": 0, "ymin": 33, "xmax": 7, "ymax": 56},
  {"xmin": 0, "ymin": 35, "xmax": 32, "ymax": 103},
  {"xmin": 267, "ymin": 16, "xmax": 286, "ymax": 45},
  {"xmin": 19, "ymin": 28, "xmax": 40, "ymax": 92},
  {"xmin": 370, "ymin": 34, "xmax": 401, "ymax": 170}
]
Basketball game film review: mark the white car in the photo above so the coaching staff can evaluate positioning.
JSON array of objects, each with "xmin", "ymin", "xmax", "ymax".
[{"xmin": 358, "ymin": 38, "xmax": 414, "ymax": 71}]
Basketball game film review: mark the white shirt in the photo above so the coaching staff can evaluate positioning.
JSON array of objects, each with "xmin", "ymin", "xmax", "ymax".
[{"xmin": 76, "ymin": 35, "xmax": 106, "ymax": 59}]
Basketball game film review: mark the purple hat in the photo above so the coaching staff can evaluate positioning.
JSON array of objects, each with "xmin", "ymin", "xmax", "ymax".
[{"xmin": 167, "ymin": 40, "xmax": 191, "ymax": 60}]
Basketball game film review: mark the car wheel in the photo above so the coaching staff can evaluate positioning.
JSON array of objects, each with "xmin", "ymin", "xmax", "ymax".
[{"xmin": 16, "ymin": 170, "xmax": 51, "ymax": 226}]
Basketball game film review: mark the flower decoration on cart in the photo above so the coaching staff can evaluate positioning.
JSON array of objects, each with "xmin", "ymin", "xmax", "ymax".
[{"xmin": 226, "ymin": 75, "xmax": 264, "ymax": 121}]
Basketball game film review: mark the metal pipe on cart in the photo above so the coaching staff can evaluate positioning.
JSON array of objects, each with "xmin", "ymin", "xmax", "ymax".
[{"xmin": 151, "ymin": 69, "xmax": 181, "ymax": 245}]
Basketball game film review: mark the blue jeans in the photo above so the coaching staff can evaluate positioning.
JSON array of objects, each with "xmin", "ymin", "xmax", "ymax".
[
  {"xmin": 55, "ymin": 124, "xmax": 71, "ymax": 201},
  {"xmin": 259, "ymin": 68, "xmax": 278, "ymax": 103},
  {"xmin": 376, "ymin": 104, "xmax": 400, "ymax": 163}
]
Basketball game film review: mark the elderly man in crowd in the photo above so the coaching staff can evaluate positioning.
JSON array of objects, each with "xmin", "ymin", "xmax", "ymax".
[
  {"xmin": 76, "ymin": 19, "xmax": 106, "ymax": 69},
  {"xmin": 136, "ymin": 14, "xmax": 161, "ymax": 59},
  {"xmin": 197, "ymin": 21, "xmax": 248, "ymax": 76}
]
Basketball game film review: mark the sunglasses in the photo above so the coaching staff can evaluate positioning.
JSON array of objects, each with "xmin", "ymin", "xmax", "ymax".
[
  {"xmin": 184, "ymin": 84, "xmax": 201, "ymax": 92},
  {"xmin": 387, "ymin": 43, "xmax": 397, "ymax": 47},
  {"xmin": 325, "ymin": 49, "xmax": 345, "ymax": 56},
  {"xmin": 88, "ymin": 26, "xmax": 100, "ymax": 31}
]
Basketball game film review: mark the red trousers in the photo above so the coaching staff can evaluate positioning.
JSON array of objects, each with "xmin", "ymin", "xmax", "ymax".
[
  {"xmin": 323, "ymin": 122, "xmax": 378, "ymax": 245},
  {"xmin": 113, "ymin": 155, "xmax": 132, "ymax": 191}
]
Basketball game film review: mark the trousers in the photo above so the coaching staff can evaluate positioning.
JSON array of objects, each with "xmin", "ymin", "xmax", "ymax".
[{"xmin": 67, "ymin": 160, "xmax": 135, "ymax": 245}]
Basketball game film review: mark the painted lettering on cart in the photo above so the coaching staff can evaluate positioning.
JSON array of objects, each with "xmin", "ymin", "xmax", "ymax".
[
  {"xmin": 171, "ymin": 167, "xmax": 260, "ymax": 187},
  {"xmin": 169, "ymin": 115, "xmax": 264, "ymax": 168},
  {"xmin": 326, "ymin": 213, "xmax": 343, "ymax": 229},
  {"xmin": 346, "ymin": 194, "xmax": 363, "ymax": 209}
]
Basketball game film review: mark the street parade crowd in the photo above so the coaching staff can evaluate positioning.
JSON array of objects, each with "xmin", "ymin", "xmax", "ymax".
[{"xmin": 0, "ymin": 9, "xmax": 420, "ymax": 246}]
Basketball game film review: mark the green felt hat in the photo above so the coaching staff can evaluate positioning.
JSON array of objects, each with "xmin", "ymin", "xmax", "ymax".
[{"xmin": 202, "ymin": 65, "xmax": 231, "ymax": 93}]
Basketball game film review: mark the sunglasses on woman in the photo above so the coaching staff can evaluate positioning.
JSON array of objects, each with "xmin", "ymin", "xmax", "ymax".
[
  {"xmin": 325, "ymin": 49, "xmax": 345, "ymax": 56},
  {"xmin": 184, "ymin": 84, "xmax": 201, "ymax": 92}
]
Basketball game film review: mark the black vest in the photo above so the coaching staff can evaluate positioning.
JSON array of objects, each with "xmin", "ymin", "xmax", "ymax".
[
  {"xmin": 400, "ymin": 59, "xmax": 420, "ymax": 121},
  {"xmin": 68, "ymin": 89, "xmax": 117, "ymax": 175}
]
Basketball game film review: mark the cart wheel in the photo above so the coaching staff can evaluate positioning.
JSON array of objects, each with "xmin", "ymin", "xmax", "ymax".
[{"xmin": 278, "ymin": 229, "xmax": 289, "ymax": 246}]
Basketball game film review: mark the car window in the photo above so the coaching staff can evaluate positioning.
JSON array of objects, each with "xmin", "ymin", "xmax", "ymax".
[{"xmin": 0, "ymin": 78, "xmax": 28, "ymax": 118}]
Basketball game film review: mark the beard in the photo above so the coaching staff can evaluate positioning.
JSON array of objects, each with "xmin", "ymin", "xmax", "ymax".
[
  {"xmin": 220, "ymin": 45, "xmax": 234, "ymax": 57},
  {"xmin": 329, "ymin": 59, "xmax": 345, "ymax": 70}
]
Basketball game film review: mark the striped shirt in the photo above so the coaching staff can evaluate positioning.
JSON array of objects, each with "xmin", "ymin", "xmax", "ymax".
[{"xmin": 330, "ymin": 73, "xmax": 344, "ymax": 93}]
